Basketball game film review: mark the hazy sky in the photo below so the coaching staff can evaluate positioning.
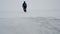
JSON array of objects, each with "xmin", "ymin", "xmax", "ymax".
[
  {"xmin": 0, "ymin": 0, "xmax": 60, "ymax": 10},
  {"xmin": 0, "ymin": 0, "xmax": 60, "ymax": 18}
]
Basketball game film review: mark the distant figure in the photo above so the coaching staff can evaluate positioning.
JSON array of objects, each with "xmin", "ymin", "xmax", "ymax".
[{"xmin": 22, "ymin": 1, "xmax": 27, "ymax": 12}]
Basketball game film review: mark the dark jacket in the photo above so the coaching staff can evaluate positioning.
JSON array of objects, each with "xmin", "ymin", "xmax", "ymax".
[{"xmin": 22, "ymin": 1, "xmax": 27, "ymax": 9}]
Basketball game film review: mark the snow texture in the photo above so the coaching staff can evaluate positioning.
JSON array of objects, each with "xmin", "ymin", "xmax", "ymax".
[{"xmin": 0, "ymin": 17, "xmax": 60, "ymax": 34}]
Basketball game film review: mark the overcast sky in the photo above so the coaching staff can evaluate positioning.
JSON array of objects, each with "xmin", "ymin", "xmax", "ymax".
[{"xmin": 0, "ymin": 0, "xmax": 60, "ymax": 18}]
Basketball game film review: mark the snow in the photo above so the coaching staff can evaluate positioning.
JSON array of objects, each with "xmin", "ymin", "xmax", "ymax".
[
  {"xmin": 0, "ymin": 0, "xmax": 60, "ymax": 34},
  {"xmin": 0, "ymin": 17, "xmax": 60, "ymax": 34}
]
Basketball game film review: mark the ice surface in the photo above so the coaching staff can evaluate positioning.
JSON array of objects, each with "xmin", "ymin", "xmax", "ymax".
[{"xmin": 0, "ymin": 17, "xmax": 60, "ymax": 34}]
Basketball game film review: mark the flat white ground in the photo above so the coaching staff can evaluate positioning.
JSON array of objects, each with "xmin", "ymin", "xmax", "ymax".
[{"xmin": 0, "ymin": 17, "xmax": 60, "ymax": 34}]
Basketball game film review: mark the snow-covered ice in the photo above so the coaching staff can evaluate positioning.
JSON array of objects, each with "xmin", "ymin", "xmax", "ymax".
[
  {"xmin": 0, "ymin": 0, "xmax": 60, "ymax": 34},
  {"xmin": 0, "ymin": 17, "xmax": 60, "ymax": 34}
]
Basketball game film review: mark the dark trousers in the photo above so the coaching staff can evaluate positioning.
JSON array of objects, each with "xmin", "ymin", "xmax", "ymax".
[{"xmin": 23, "ymin": 7, "xmax": 26, "ymax": 12}]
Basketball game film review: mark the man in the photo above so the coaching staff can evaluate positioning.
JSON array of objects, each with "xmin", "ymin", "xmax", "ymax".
[{"xmin": 22, "ymin": 1, "xmax": 27, "ymax": 12}]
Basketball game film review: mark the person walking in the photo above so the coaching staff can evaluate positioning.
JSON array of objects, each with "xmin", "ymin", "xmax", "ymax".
[{"xmin": 22, "ymin": 1, "xmax": 27, "ymax": 12}]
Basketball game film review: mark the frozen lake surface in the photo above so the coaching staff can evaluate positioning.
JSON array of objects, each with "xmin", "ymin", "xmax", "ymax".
[{"xmin": 0, "ymin": 17, "xmax": 60, "ymax": 34}]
